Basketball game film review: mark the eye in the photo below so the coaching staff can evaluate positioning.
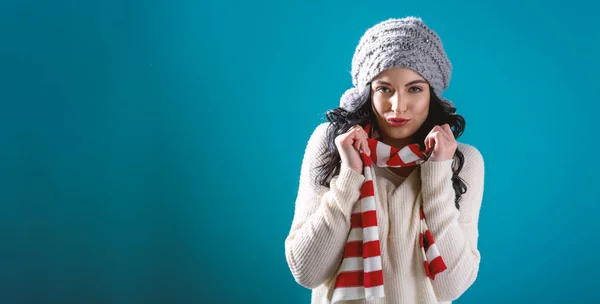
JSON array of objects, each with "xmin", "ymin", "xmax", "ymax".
[
  {"xmin": 376, "ymin": 86, "xmax": 392, "ymax": 93},
  {"xmin": 408, "ymin": 86, "xmax": 423, "ymax": 93}
]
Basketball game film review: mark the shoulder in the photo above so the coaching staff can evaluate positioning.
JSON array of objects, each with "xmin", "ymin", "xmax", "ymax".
[
  {"xmin": 305, "ymin": 122, "xmax": 331, "ymax": 148},
  {"xmin": 456, "ymin": 142, "xmax": 485, "ymax": 177},
  {"xmin": 301, "ymin": 122, "xmax": 331, "ymax": 159},
  {"xmin": 311, "ymin": 122, "xmax": 331, "ymax": 138},
  {"xmin": 457, "ymin": 142, "xmax": 484, "ymax": 163}
]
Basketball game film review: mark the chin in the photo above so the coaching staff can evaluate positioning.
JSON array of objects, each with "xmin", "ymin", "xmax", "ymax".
[{"xmin": 380, "ymin": 126, "xmax": 416, "ymax": 141}]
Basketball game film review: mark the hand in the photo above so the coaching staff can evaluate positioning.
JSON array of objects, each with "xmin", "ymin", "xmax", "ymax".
[
  {"xmin": 424, "ymin": 124, "xmax": 457, "ymax": 162},
  {"xmin": 335, "ymin": 125, "xmax": 370, "ymax": 174}
]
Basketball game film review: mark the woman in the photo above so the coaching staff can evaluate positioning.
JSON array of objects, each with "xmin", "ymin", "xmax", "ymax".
[{"xmin": 284, "ymin": 17, "xmax": 485, "ymax": 304}]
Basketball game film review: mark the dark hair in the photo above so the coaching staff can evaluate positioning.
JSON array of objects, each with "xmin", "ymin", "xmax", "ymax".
[{"xmin": 315, "ymin": 84, "xmax": 467, "ymax": 209}]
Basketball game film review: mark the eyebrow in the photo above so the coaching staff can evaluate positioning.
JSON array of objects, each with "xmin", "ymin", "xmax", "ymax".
[{"xmin": 373, "ymin": 79, "xmax": 428, "ymax": 87}]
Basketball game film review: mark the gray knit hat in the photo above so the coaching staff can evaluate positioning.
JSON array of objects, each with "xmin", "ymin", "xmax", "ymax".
[{"xmin": 340, "ymin": 17, "xmax": 453, "ymax": 110}]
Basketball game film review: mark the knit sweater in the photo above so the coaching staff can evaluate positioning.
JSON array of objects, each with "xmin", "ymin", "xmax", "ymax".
[{"xmin": 285, "ymin": 122, "xmax": 485, "ymax": 304}]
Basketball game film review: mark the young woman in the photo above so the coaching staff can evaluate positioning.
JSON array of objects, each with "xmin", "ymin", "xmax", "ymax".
[{"xmin": 284, "ymin": 17, "xmax": 485, "ymax": 303}]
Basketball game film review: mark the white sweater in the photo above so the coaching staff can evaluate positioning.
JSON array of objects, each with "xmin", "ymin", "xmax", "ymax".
[{"xmin": 285, "ymin": 122, "xmax": 485, "ymax": 304}]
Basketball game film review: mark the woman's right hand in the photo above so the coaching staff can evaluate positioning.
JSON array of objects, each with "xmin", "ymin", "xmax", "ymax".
[{"xmin": 334, "ymin": 125, "xmax": 371, "ymax": 174}]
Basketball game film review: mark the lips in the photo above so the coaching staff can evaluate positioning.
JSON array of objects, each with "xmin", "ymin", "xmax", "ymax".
[{"xmin": 387, "ymin": 118, "xmax": 409, "ymax": 127}]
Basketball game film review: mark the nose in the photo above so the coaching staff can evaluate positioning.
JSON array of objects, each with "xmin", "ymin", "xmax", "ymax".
[{"xmin": 390, "ymin": 93, "xmax": 407, "ymax": 113}]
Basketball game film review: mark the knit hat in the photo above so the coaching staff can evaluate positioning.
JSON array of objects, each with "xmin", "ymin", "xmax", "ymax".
[{"xmin": 340, "ymin": 17, "xmax": 453, "ymax": 110}]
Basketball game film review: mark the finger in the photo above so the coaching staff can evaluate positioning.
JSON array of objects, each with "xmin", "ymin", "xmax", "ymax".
[
  {"xmin": 424, "ymin": 127, "xmax": 437, "ymax": 149},
  {"xmin": 354, "ymin": 127, "xmax": 368, "ymax": 154},
  {"xmin": 354, "ymin": 128, "xmax": 367, "ymax": 155},
  {"xmin": 442, "ymin": 124, "xmax": 454, "ymax": 139},
  {"xmin": 434, "ymin": 131, "xmax": 444, "ymax": 144},
  {"xmin": 432, "ymin": 124, "xmax": 450, "ymax": 142},
  {"xmin": 428, "ymin": 132, "xmax": 442, "ymax": 153},
  {"xmin": 347, "ymin": 124, "xmax": 360, "ymax": 133},
  {"xmin": 428, "ymin": 125, "xmax": 443, "ymax": 138},
  {"xmin": 362, "ymin": 129, "xmax": 371, "ymax": 156},
  {"xmin": 427, "ymin": 125, "xmax": 439, "ymax": 136},
  {"xmin": 352, "ymin": 134, "xmax": 362, "ymax": 152},
  {"xmin": 429, "ymin": 131, "xmax": 445, "ymax": 150},
  {"xmin": 437, "ymin": 126, "xmax": 451, "ymax": 142},
  {"xmin": 424, "ymin": 133, "xmax": 435, "ymax": 150},
  {"xmin": 442, "ymin": 123, "xmax": 451, "ymax": 134}
]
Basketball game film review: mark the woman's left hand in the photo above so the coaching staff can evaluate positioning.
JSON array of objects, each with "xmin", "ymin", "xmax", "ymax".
[{"xmin": 424, "ymin": 124, "xmax": 457, "ymax": 162}]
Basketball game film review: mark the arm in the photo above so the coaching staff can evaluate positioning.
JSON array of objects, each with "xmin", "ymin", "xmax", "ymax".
[
  {"xmin": 284, "ymin": 123, "xmax": 366, "ymax": 289},
  {"xmin": 420, "ymin": 144, "xmax": 485, "ymax": 301}
]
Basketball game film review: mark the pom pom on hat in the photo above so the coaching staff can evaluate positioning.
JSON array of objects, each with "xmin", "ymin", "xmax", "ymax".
[{"xmin": 339, "ymin": 87, "xmax": 362, "ymax": 110}]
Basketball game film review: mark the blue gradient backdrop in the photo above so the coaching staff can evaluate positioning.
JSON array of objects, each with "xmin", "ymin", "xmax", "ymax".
[{"xmin": 1, "ymin": 0, "xmax": 599, "ymax": 303}]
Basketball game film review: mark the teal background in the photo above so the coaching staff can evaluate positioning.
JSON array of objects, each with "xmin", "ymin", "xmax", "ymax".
[{"xmin": 1, "ymin": 0, "xmax": 598, "ymax": 303}]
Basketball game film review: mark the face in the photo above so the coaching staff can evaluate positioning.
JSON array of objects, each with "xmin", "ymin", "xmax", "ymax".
[{"xmin": 370, "ymin": 67, "xmax": 430, "ymax": 147}]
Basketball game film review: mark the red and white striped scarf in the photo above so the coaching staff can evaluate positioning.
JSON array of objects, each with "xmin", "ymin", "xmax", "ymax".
[{"xmin": 331, "ymin": 125, "xmax": 448, "ymax": 303}]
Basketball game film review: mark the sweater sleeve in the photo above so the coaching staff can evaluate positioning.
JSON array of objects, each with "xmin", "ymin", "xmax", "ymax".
[
  {"xmin": 419, "ymin": 143, "xmax": 485, "ymax": 302},
  {"xmin": 284, "ymin": 123, "xmax": 366, "ymax": 289}
]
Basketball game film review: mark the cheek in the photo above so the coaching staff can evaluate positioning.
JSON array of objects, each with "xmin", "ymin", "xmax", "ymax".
[
  {"xmin": 371, "ymin": 98, "xmax": 387, "ymax": 117},
  {"xmin": 415, "ymin": 99, "xmax": 430, "ymax": 119}
]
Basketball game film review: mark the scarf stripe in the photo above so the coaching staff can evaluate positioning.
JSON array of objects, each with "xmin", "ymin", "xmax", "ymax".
[
  {"xmin": 331, "ymin": 125, "xmax": 447, "ymax": 303},
  {"xmin": 420, "ymin": 208, "xmax": 447, "ymax": 279}
]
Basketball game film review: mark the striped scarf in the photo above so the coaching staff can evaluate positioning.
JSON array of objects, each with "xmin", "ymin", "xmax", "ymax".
[{"xmin": 331, "ymin": 125, "xmax": 448, "ymax": 303}]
